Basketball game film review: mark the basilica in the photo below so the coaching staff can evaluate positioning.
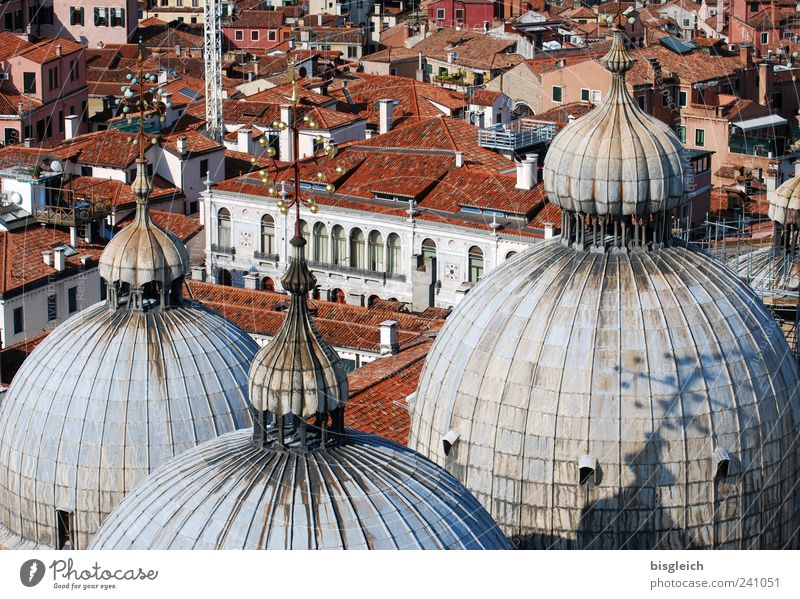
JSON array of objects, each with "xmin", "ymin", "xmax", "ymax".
[{"xmin": 0, "ymin": 26, "xmax": 798, "ymax": 551}]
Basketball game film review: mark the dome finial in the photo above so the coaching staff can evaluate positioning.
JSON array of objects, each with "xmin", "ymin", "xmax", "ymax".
[
  {"xmin": 601, "ymin": 26, "xmax": 635, "ymax": 75},
  {"xmin": 98, "ymin": 50, "xmax": 188, "ymax": 310},
  {"xmin": 248, "ymin": 93, "xmax": 348, "ymax": 452}
]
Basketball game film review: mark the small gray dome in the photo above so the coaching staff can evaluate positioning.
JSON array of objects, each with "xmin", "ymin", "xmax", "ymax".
[
  {"xmin": 542, "ymin": 29, "xmax": 687, "ymax": 216},
  {"xmin": 0, "ymin": 301, "xmax": 258, "ymax": 549},
  {"xmin": 99, "ymin": 159, "xmax": 189, "ymax": 290},
  {"xmin": 769, "ymin": 172, "xmax": 800, "ymax": 226},
  {"xmin": 410, "ymin": 241, "xmax": 800, "ymax": 549},
  {"xmin": 89, "ymin": 429, "xmax": 511, "ymax": 550}
]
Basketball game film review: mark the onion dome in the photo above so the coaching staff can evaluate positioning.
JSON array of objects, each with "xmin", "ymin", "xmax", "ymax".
[
  {"xmin": 0, "ymin": 149, "xmax": 257, "ymax": 549},
  {"xmin": 249, "ymin": 237, "xmax": 348, "ymax": 423},
  {"xmin": 409, "ymin": 242, "xmax": 800, "ymax": 549},
  {"xmin": 99, "ymin": 158, "xmax": 189, "ymax": 309},
  {"xmin": 542, "ymin": 28, "xmax": 687, "ymax": 218},
  {"xmin": 91, "ymin": 233, "xmax": 509, "ymax": 550},
  {"xmin": 407, "ymin": 27, "xmax": 800, "ymax": 550},
  {"xmin": 769, "ymin": 172, "xmax": 800, "ymax": 226}
]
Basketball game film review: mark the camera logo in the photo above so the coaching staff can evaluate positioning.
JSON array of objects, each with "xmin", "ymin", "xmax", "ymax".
[{"xmin": 20, "ymin": 559, "xmax": 46, "ymax": 587}]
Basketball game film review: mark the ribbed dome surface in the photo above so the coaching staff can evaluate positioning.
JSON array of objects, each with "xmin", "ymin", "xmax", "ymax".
[
  {"xmin": 542, "ymin": 34, "xmax": 686, "ymax": 216},
  {"xmin": 769, "ymin": 173, "xmax": 800, "ymax": 226},
  {"xmin": 409, "ymin": 241, "xmax": 800, "ymax": 549},
  {"xmin": 0, "ymin": 301, "xmax": 258, "ymax": 549},
  {"xmin": 89, "ymin": 429, "xmax": 511, "ymax": 550},
  {"xmin": 98, "ymin": 210, "xmax": 189, "ymax": 289}
]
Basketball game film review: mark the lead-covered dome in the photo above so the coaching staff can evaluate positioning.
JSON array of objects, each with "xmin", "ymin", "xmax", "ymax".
[
  {"xmin": 0, "ymin": 96, "xmax": 259, "ymax": 548},
  {"xmin": 0, "ymin": 300, "xmax": 258, "ymax": 549},
  {"xmin": 769, "ymin": 171, "xmax": 800, "ymax": 226},
  {"xmin": 99, "ymin": 159, "xmax": 189, "ymax": 291},
  {"xmin": 89, "ymin": 429, "xmax": 509, "ymax": 549},
  {"xmin": 410, "ymin": 242, "xmax": 800, "ymax": 548},
  {"xmin": 542, "ymin": 29, "xmax": 687, "ymax": 216}
]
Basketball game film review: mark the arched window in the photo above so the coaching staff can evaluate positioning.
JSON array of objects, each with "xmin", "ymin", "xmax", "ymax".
[
  {"xmin": 332, "ymin": 225, "xmax": 346, "ymax": 265},
  {"xmin": 313, "ymin": 223, "xmax": 329, "ymax": 262},
  {"xmin": 261, "ymin": 277, "xmax": 275, "ymax": 292},
  {"xmin": 421, "ymin": 238, "xmax": 437, "ymax": 261},
  {"xmin": 387, "ymin": 233, "xmax": 401, "ymax": 275},
  {"xmin": 468, "ymin": 246, "xmax": 484, "ymax": 283},
  {"xmin": 350, "ymin": 228, "xmax": 365, "ymax": 269},
  {"xmin": 217, "ymin": 208, "xmax": 231, "ymax": 248},
  {"xmin": 368, "ymin": 230, "xmax": 383, "ymax": 271},
  {"xmin": 218, "ymin": 268, "xmax": 232, "ymax": 286},
  {"xmin": 260, "ymin": 214, "xmax": 274, "ymax": 254},
  {"xmin": 299, "ymin": 220, "xmax": 310, "ymax": 245},
  {"xmin": 330, "ymin": 288, "xmax": 346, "ymax": 304},
  {"xmin": 505, "ymin": 251, "xmax": 517, "ymax": 261}
]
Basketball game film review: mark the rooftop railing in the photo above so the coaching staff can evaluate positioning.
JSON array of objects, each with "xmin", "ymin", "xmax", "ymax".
[{"xmin": 478, "ymin": 119, "xmax": 559, "ymax": 151}]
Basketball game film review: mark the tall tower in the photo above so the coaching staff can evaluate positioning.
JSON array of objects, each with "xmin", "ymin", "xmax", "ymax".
[{"xmin": 204, "ymin": 0, "xmax": 224, "ymax": 142}]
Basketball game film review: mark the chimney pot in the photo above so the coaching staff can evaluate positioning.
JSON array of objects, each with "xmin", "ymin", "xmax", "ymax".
[
  {"xmin": 55, "ymin": 44, "xmax": 62, "ymax": 57},
  {"xmin": 516, "ymin": 154, "xmax": 538, "ymax": 190},
  {"xmin": 379, "ymin": 320, "xmax": 399, "ymax": 355},
  {"xmin": 42, "ymin": 251, "xmax": 52, "ymax": 267},
  {"xmin": 378, "ymin": 98, "xmax": 394, "ymax": 134},
  {"xmin": 455, "ymin": 151, "xmax": 464, "ymax": 168},
  {"xmin": 64, "ymin": 114, "xmax": 79, "ymax": 140},
  {"xmin": 177, "ymin": 135, "xmax": 188, "ymax": 155},
  {"xmin": 53, "ymin": 248, "xmax": 66, "ymax": 272}
]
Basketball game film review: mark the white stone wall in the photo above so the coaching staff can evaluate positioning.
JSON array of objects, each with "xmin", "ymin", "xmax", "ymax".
[{"xmin": 204, "ymin": 188, "xmax": 536, "ymax": 308}]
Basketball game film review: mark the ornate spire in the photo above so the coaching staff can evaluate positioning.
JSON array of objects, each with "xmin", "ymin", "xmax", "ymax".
[
  {"xmin": 98, "ymin": 43, "xmax": 189, "ymax": 310},
  {"xmin": 541, "ymin": 24, "xmax": 688, "ymax": 252},
  {"xmin": 248, "ymin": 62, "xmax": 349, "ymax": 451}
]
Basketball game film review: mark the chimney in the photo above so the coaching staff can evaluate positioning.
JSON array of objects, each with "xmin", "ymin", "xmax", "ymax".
[
  {"xmin": 42, "ymin": 251, "xmax": 52, "ymax": 267},
  {"xmin": 162, "ymin": 92, "xmax": 173, "ymax": 111},
  {"xmin": 70, "ymin": 226, "xmax": 77, "ymax": 247},
  {"xmin": 237, "ymin": 127, "xmax": 254, "ymax": 154},
  {"xmin": 279, "ymin": 104, "xmax": 293, "ymax": 159},
  {"xmin": 379, "ymin": 320, "xmax": 399, "ymax": 355},
  {"xmin": 740, "ymin": 45, "xmax": 753, "ymax": 68},
  {"xmin": 55, "ymin": 44, "xmax": 62, "ymax": 57},
  {"xmin": 177, "ymin": 135, "xmax": 188, "ymax": 155},
  {"xmin": 758, "ymin": 61, "xmax": 772, "ymax": 106},
  {"xmin": 455, "ymin": 151, "xmax": 464, "ymax": 167},
  {"xmin": 716, "ymin": 2, "xmax": 725, "ymax": 33},
  {"xmin": 24, "ymin": 138, "xmax": 33, "ymax": 147},
  {"xmin": 53, "ymin": 248, "xmax": 66, "ymax": 272},
  {"xmin": 191, "ymin": 266, "xmax": 207, "ymax": 281},
  {"xmin": 175, "ymin": 44, "xmax": 182, "ymax": 57},
  {"xmin": 544, "ymin": 223, "xmax": 554, "ymax": 239},
  {"xmin": 516, "ymin": 154, "xmax": 538, "ymax": 190},
  {"xmin": 244, "ymin": 273, "xmax": 260, "ymax": 290},
  {"xmin": 317, "ymin": 13, "xmax": 323, "ymax": 26},
  {"xmin": 378, "ymin": 98, "xmax": 394, "ymax": 134},
  {"xmin": 64, "ymin": 114, "xmax": 79, "ymax": 140},
  {"xmin": 365, "ymin": 129, "xmax": 375, "ymax": 139}
]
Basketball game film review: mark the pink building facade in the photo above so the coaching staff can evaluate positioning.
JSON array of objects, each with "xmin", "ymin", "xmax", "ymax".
[
  {"xmin": 3, "ymin": 1, "xmax": 138, "ymax": 46},
  {"xmin": 426, "ymin": 0, "xmax": 497, "ymax": 30},
  {"xmin": 1, "ymin": 37, "xmax": 88, "ymax": 146}
]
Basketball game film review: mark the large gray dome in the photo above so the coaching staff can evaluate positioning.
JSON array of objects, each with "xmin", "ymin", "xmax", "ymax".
[
  {"xmin": 409, "ymin": 241, "xmax": 800, "ymax": 549},
  {"xmin": 89, "ymin": 429, "xmax": 510, "ymax": 550},
  {"xmin": 0, "ymin": 301, "xmax": 258, "ymax": 549}
]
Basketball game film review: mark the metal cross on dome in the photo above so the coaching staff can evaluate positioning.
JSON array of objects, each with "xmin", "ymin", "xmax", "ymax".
[
  {"xmin": 251, "ymin": 57, "xmax": 346, "ymax": 241},
  {"xmin": 116, "ymin": 39, "xmax": 168, "ymax": 160}
]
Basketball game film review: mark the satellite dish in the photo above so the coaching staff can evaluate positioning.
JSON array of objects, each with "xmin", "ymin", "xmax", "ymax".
[
  {"xmin": 50, "ymin": 160, "xmax": 62, "ymax": 173},
  {"xmin": 10, "ymin": 191, "xmax": 22, "ymax": 205}
]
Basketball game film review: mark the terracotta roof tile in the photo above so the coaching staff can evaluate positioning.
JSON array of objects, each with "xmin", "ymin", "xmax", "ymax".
[{"xmin": 0, "ymin": 226, "xmax": 103, "ymax": 296}]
